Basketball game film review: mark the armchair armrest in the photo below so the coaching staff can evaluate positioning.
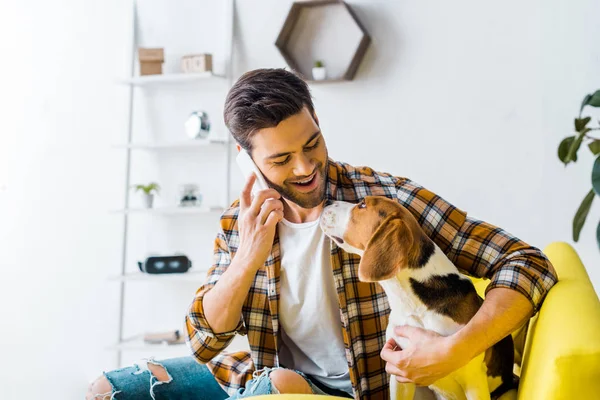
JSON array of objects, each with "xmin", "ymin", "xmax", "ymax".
[{"xmin": 518, "ymin": 242, "xmax": 600, "ymax": 399}]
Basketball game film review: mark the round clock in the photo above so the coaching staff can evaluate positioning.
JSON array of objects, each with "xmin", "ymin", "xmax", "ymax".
[{"xmin": 184, "ymin": 110, "xmax": 211, "ymax": 139}]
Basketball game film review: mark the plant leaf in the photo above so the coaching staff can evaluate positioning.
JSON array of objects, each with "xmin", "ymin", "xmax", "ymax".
[
  {"xmin": 573, "ymin": 189, "xmax": 595, "ymax": 242},
  {"xmin": 593, "ymin": 156, "xmax": 600, "ymax": 196},
  {"xmin": 587, "ymin": 90, "xmax": 600, "ymax": 107},
  {"xmin": 581, "ymin": 90, "xmax": 600, "ymax": 113},
  {"xmin": 566, "ymin": 131, "xmax": 587, "ymax": 163},
  {"xmin": 589, "ymin": 140, "xmax": 600, "ymax": 155},
  {"xmin": 581, "ymin": 94, "xmax": 592, "ymax": 115},
  {"xmin": 597, "ymin": 220, "xmax": 600, "ymax": 251},
  {"xmin": 559, "ymin": 136, "xmax": 577, "ymax": 164},
  {"xmin": 575, "ymin": 117, "xmax": 591, "ymax": 131}
]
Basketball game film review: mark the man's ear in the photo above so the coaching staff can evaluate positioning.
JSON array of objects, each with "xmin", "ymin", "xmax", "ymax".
[
  {"xmin": 358, "ymin": 217, "xmax": 416, "ymax": 282},
  {"xmin": 236, "ymin": 144, "xmax": 241, "ymax": 152}
]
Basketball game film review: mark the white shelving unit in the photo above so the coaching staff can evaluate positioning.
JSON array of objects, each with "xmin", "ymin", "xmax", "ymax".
[
  {"xmin": 109, "ymin": 332, "xmax": 248, "ymax": 353},
  {"xmin": 111, "ymin": 206, "xmax": 224, "ymax": 215},
  {"xmin": 118, "ymin": 71, "xmax": 226, "ymax": 86},
  {"xmin": 111, "ymin": 0, "xmax": 237, "ymax": 366},
  {"xmin": 109, "ymin": 271, "xmax": 209, "ymax": 283},
  {"xmin": 109, "ymin": 335, "xmax": 187, "ymax": 352},
  {"xmin": 112, "ymin": 136, "xmax": 230, "ymax": 150}
]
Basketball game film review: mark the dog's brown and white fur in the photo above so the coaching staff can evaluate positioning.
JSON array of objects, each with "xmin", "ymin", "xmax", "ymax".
[{"xmin": 319, "ymin": 196, "xmax": 514, "ymax": 400}]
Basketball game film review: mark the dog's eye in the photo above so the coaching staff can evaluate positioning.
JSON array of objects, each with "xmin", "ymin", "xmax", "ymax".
[{"xmin": 358, "ymin": 200, "xmax": 366, "ymax": 209}]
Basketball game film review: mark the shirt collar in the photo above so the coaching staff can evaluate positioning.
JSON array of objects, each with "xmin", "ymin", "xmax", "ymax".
[{"xmin": 325, "ymin": 158, "xmax": 340, "ymax": 206}]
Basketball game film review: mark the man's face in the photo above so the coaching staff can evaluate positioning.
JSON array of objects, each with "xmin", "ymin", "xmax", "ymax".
[{"xmin": 249, "ymin": 107, "xmax": 328, "ymax": 209}]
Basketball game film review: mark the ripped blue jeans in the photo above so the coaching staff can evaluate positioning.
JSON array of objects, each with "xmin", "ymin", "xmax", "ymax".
[
  {"xmin": 228, "ymin": 366, "xmax": 352, "ymax": 399},
  {"xmin": 92, "ymin": 355, "xmax": 353, "ymax": 399}
]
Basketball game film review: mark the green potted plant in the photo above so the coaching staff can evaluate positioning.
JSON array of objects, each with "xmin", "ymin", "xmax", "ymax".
[
  {"xmin": 312, "ymin": 60, "xmax": 326, "ymax": 81},
  {"xmin": 557, "ymin": 89, "xmax": 600, "ymax": 250},
  {"xmin": 132, "ymin": 182, "xmax": 161, "ymax": 208}
]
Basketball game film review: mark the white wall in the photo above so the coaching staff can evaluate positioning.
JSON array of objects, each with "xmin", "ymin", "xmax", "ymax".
[{"xmin": 0, "ymin": 0, "xmax": 598, "ymax": 398}]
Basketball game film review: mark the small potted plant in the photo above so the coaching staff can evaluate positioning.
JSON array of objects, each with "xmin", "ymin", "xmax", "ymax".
[
  {"xmin": 312, "ymin": 60, "xmax": 326, "ymax": 81},
  {"xmin": 132, "ymin": 182, "xmax": 161, "ymax": 208}
]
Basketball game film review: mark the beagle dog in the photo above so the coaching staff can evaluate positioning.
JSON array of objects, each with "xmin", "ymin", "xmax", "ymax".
[{"xmin": 319, "ymin": 196, "xmax": 515, "ymax": 400}]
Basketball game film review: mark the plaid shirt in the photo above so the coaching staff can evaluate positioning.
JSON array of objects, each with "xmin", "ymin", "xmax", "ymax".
[{"xmin": 185, "ymin": 159, "xmax": 557, "ymax": 399}]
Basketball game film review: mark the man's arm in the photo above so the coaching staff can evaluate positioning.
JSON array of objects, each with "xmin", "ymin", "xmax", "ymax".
[
  {"xmin": 186, "ymin": 175, "xmax": 284, "ymax": 363},
  {"xmin": 451, "ymin": 287, "xmax": 533, "ymax": 361},
  {"xmin": 185, "ymin": 226, "xmax": 247, "ymax": 363},
  {"xmin": 381, "ymin": 288, "xmax": 533, "ymax": 386}
]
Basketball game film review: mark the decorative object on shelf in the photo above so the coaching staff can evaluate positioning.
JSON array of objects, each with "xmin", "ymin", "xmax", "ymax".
[
  {"xmin": 184, "ymin": 110, "xmax": 211, "ymax": 139},
  {"xmin": 275, "ymin": 0, "xmax": 371, "ymax": 82},
  {"xmin": 181, "ymin": 53, "xmax": 213, "ymax": 73},
  {"xmin": 132, "ymin": 182, "xmax": 161, "ymax": 208},
  {"xmin": 179, "ymin": 184, "xmax": 202, "ymax": 207},
  {"xmin": 556, "ymin": 89, "xmax": 600, "ymax": 250},
  {"xmin": 312, "ymin": 60, "xmax": 326, "ymax": 80},
  {"xmin": 138, "ymin": 48, "xmax": 164, "ymax": 76},
  {"xmin": 137, "ymin": 254, "xmax": 192, "ymax": 274},
  {"xmin": 143, "ymin": 329, "xmax": 185, "ymax": 345}
]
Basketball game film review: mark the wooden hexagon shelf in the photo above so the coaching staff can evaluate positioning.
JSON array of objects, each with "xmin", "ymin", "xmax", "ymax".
[{"xmin": 275, "ymin": 0, "xmax": 371, "ymax": 82}]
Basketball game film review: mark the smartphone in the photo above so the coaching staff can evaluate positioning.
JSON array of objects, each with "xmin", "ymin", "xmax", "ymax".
[{"xmin": 236, "ymin": 148, "xmax": 270, "ymax": 196}]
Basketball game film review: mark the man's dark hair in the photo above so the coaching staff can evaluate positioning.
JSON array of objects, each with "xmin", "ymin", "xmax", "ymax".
[{"xmin": 224, "ymin": 68, "xmax": 316, "ymax": 152}]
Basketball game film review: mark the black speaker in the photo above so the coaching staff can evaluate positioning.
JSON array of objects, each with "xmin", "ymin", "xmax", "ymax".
[{"xmin": 138, "ymin": 255, "xmax": 192, "ymax": 274}]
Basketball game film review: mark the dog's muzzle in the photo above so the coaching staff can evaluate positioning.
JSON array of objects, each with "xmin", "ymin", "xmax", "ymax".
[{"xmin": 320, "ymin": 202, "xmax": 353, "ymax": 245}]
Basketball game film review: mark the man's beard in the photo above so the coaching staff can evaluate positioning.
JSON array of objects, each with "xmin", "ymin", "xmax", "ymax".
[{"xmin": 266, "ymin": 159, "xmax": 328, "ymax": 209}]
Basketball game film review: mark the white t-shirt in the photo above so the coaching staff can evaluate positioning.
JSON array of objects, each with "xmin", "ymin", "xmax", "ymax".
[{"xmin": 277, "ymin": 217, "xmax": 353, "ymax": 396}]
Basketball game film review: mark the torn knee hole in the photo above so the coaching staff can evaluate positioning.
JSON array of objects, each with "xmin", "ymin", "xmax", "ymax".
[
  {"xmin": 133, "ymin": 358, "xmax": 172, "ymax": 382},
  {"xmin": 132, "ymin": 358, "xmax": 173, "ymax": 400},
  {"xmin": 87, "ymin": 376, "xmax": 120, "ymax": 400},
  {"xmin": 147, "ymin": 363, "xmax": 170, "ymax": 382}
]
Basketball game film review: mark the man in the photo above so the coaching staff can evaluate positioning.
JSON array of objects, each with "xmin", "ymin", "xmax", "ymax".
[{"xmin": 87, "ymin": 68, "xmax": 557, "ymax": 400}]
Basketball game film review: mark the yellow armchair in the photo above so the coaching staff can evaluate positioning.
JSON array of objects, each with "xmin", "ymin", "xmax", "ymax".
[
  {"xmin": 253, "ymin": 242, "xmax": 600, "ymax": 400},
  {"xmin": 517, "ymin": 242, "xmax": 600, "ymax": 399}
]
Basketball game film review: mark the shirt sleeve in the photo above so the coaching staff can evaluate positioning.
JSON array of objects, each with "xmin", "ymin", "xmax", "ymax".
[
  {"xmin": 395, "ymin": 177, "xmax": 558, "ymax": 313},
  {"xmin": 450, "ymin": 215, "xmax": 558, "ymax": 312},
  {"xmin": 185, "ymin": 223, "xmax": 246, "ymax": 363}
]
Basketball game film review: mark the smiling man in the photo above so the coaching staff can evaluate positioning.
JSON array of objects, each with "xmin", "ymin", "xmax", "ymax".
[{"xmin": 86, "ymin": 68, "xmax": 557, "ymax": 400}]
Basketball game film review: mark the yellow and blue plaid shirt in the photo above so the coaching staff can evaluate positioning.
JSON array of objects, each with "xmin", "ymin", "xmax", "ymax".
[{"xmin": 185, "ymin": 159, "xmax": 557, "ymax": 399}]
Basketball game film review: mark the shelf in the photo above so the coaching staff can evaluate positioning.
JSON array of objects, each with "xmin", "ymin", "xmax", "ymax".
[
  {"xmin": 275, "ymin": 0, "xmax": 371, "ymax": 81},
  {"xmin": 112, "ymin": 137, "xmax": 230, "ymax": 150},
  {"xmin": 306, "ymin": 79, "xmax": 348, "ymax": 84},
  {"xmin": 109, "ymin": 333, "xmax": 249, "ymax": 352},
  {"xmin": 109, "ymin": 271, "xmax": 208, "ymax": 283},
  {"xmin": 118, "ymin": 72, "xmax": 226, "ymax": 86},
  {"xmin": 108, "ymin": 335, "xmax": 187, "ymax": 352},
  {"xmin": 111, "ymin": 206, "xmax": 224, "ymax": 215}
]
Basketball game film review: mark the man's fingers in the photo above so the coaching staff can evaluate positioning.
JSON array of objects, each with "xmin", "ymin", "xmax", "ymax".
[
  {"xmin": 394, "ymin": 375, "xmax": 413, "ymax": 384},
  {"xmin": 380, "ymin": 338, "xmax": 401, "ymax": 360},
  {"xmin": 258, "ymin": 199, "xmax": 284, "ymax": 225},
  {"xmin": 380, "ymin": 347, "xmax": 404, "ymax": 366},
  {"xmin": 264, "ymin": 209, "xmax": 284, "ymax": 229},
  {"xmin": 240, "ymin": 173, "xmax": 257, "ymax": 210},
  {"xmin": 249, "ymin": 189, "xmax": 281, "ymax": 216},
  {"xmin": 383, "ymin": 338, "xmax": 398, "ymax": 350},
  {"xmin": 394, "ymin": 325, "xmax": 422, "ymax": 338},
  {"xmin": 385, "ymin": 362, "xmax": 406, "ymax": 378}
]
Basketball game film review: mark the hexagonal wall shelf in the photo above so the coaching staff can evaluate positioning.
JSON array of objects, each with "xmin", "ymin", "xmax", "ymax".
[{"xmin": 275, "ymin": 0, "xmax": 371, "ymax": 82}]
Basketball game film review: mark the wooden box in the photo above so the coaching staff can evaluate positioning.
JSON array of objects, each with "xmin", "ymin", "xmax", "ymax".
[
  {"xmin": 138, "ymin": 48, "xmax": 164, "ymax": 76},
  {"xmin": 138, "ymin": 48, "xmax": 164, "ymax": 62},
  {"xmin": 181, "ymin": 54, "xmax": 213, "ymax": 73}
]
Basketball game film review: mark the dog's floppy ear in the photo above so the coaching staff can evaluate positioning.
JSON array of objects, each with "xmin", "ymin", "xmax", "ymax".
[{"xmin": 358, "ymin": 216, "xmax": 416, "ymax": 282}]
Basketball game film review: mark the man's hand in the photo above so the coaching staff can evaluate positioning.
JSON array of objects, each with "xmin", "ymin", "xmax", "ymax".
[
  {"xmin": 236, "ymin": 173, "xmax": 284, "ymax": 270},
  {"xmin": 380, "ymin": 326, "xmax": 472, "ymax": 386},
  {"xmin": 202, "ymin": 173, "xmax": 283, "ymax": 334},
  {"xmin": 380, "ymin": 288, "xmax": 533, "ymax": 387}
]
